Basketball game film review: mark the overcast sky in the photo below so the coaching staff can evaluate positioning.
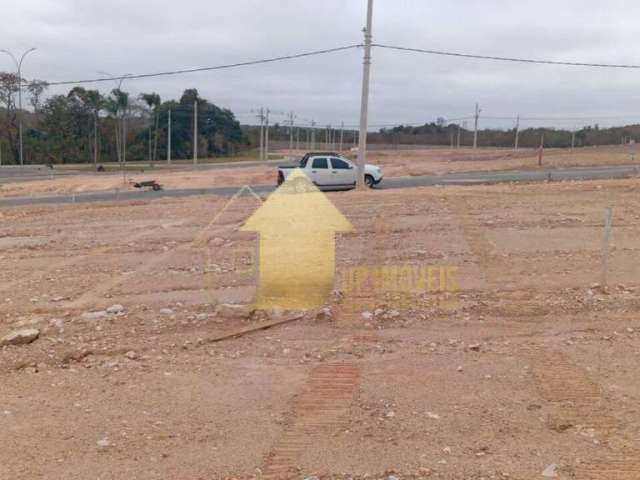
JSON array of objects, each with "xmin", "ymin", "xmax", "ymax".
[{"xmin": 3, "ymin": 0, "xmax": 640, "ymax": 130}]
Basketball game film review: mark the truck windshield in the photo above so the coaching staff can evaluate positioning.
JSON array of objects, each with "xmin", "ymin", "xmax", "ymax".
[{"xmin": 300, "ymin": 158, "xmax": 308, "ymax": 168}]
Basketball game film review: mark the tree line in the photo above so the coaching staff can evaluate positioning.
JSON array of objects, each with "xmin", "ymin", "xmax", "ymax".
[
  {"xmin": 240, "ymin": 119, "xmax": 640, "ymax": 150},
  {"xmin": 369, "ymin": 121, "xmax": 640, "ymax": 148},
  {"xmin": 2, "ymin": 70, "xmax": 638, "ymax": 165},
  {"xmin": 0, "ymin": 72, "xmax": 245, "ymax": 165}
]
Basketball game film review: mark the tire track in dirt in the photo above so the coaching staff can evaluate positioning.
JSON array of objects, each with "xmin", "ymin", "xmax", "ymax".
[
  {"xmin": 530, "ymin": 350, "xmax": 640, "ymax": 479},
  {"xmin": 533, "ymin": 351, "xmax": 620, "ymax": 437},
  {"xmin": 571, "ymin": 450, "xmax": 640, "ymax": 479},
  {"xmin": 262, "ymin": 363, "xmax": 361, "ymax": 479},
  {"xmin": 445, "ymin": 191, "xmax": 640, "ymax": 478}
]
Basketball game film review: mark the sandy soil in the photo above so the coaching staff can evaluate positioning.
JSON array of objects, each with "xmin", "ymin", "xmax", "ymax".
[
  {"xmin": 367, "ymin": 144, "xmax": 640, "ymax": 178},
  {"xmin": 0, "ymin": 165, "xmax": 275, "ymax": 198},
  {"xmin": 1, "ymin": 144, "xmax": 639, "ymax": 199},
  {"xmin": 2, "ymin": 178, "xmax": 640, "ymax": 479}
]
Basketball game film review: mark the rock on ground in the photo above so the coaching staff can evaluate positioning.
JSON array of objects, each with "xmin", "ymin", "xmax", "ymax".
[
  {"xmin": 1, "ymin": 328, "xmax": 40, "ymax": 347},
  {"xmin": 81, "ymin": 311, "xmax": 107, "ymax": 321},
  {"xmin": 106, "ymin": 304, "xmax": 125, "ymax": 314},
  {"xmin": 216, "ymin": 303, "xmax": 254, "ymax": 319}
]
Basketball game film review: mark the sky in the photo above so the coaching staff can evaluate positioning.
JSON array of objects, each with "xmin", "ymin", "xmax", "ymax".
[{"xmin": 3, "ymin": 0, "xmax": 640, "ymax": 130}]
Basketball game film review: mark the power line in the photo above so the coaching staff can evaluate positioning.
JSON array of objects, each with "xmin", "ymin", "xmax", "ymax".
[
  {"xmin": 373, "ymin": 43, "xmax": 640, "ymax": 69},
  {"xmin": 27, "ymin": 42, "xmax": 640, "ymax": 89},
  {"xmin": 42, "ymin": 44, "xmax": 362, "ymax": 86}
]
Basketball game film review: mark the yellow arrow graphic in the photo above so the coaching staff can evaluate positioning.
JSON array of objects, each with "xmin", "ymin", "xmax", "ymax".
[{"xmin": 241, "ymin": 169, "xmax": 354, "ymax": 310}]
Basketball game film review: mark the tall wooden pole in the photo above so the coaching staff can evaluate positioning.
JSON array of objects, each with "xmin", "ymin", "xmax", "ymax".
[{"xmin": 167, "ymin": 109, "xmax": 172, "ymax": 164}]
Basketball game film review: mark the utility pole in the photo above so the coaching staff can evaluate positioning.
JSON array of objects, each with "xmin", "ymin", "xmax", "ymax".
[
  {"xmin": 167, "ymin": 109, "xmax": 172, "ymax": 164},
  {"xmin": 340, "ymin": 122, "xmax": 344, "ymax": 152},
  {"xmin": 257, "ymin": 108, "xmax": 265, "ymax": 161},
  {"xmin": 296, "ymin": 126, "xmax": 300, "ymax": 151},
  {"xmin": 311, "ymin": 120, "xmax": 316, "ymax": 149},
  {"xmin": 148, "ymin": 123, "xmax": 152, "ymax": 162},
  {"xmin": 514, "ymin": 115, "xmax": 520, "ymax": 151},
  {"xmin": 93, "ymin": 110, "xmax": 98, "ymax": 167},
  {"xmin": 122, "ymin": 109, "xmax": 127, "ymax": 167},
  {"xmin": 265, "ymin": 108, "xmax": 270, "ymax": 161},
  {"xmin": 456, "ymin": 124, "xmax": 461, "ymax": 148},
  {"xmin": 356, "ymin": 0, "xmax": 374, "ymax": 190},
  {"xmin": 288, "ymin": 111, "xmax": 295, "ymax": 151},
  {"xmin": 473, "ymin": 103, "xmax": 481, "ymax": 149},
  {"xmin": 193, "ymin": 100, "xmax": 198, "ymax": 165},
  {"xmin": 571, "ymin": 129, "xmax": 576, "ymax": 151},
  {"xmin": 538, "ymin": 132, "xmax": 545, "ymax": 167}
]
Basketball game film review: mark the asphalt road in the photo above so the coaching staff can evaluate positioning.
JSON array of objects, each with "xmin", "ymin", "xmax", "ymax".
[
  {"xmin": 0, "ymin": 160, "xmax": 286, "ymax": 185},
  {"xmin": 1, "ymin": 164, "xmax": 639, "ymax": 208}
]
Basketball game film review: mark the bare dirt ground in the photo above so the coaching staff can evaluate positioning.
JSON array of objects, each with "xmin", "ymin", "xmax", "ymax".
[
  {"xmin": 2, "ymin": 177, "xmax": 640, "ymax": 479},
  {"xmin": 368, "ymin": 144, "xmax": 640, "ymax": 177},
  {"xmin": 0, "ymin": 165, "xmax": 275, "ymax": 198},
  {"xmin": 1, "ymin": 144, "xmax": 638, "ymax": 198}
]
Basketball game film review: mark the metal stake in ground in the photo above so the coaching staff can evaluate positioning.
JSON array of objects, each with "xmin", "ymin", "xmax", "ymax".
[{"xmin": 601, "ymin": 207, "xmax": 613, "ymax": 288}]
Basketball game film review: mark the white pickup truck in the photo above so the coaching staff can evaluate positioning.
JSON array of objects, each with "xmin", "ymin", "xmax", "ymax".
[{"xmin": 277, "ymin": 152, "xmax": 383, "ymax": 190}]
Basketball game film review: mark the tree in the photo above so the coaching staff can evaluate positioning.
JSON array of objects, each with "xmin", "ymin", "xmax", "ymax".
[
  {"xmin": 68, "ymin": 87, "xmax": 104, "ymax": 165},
  {"xmin": 105, "ymin": 88, "xmax": 129, "ymax": 164},
  {"xmin": 140, "ymin": 92, "xmax": 161, "ymax": 164},
  {"xmin": 151, "ymin": 89, "xmax": 244, "ymax": 161},
  {"xmin": 0, "ymin": 72, "xmax": 20, "ymax": 163},
  {"xmin": 84, "ymin": 90, "xmax": 104, "ymax": 165},
  {"xmin": 40, "ymin": 94, "xmax": 90, "ymax": 163},
  {"xmin": 27, "ymin": 80, "xmax": 48, "ymax": 113}
]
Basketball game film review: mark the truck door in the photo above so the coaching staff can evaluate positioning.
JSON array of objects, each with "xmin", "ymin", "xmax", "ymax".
[
  {"xmin": 310, "ymin": 157, "xmax": 332, "ymax": 186},
  {"xmin": 330, "ymin": 157, "xmax": 356, "ymax": 186}
]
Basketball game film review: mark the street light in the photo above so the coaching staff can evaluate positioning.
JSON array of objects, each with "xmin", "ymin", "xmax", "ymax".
[
  {"xmin": 1, "ymin": 48, "xmax": 37, "ymax": 167},
  {"xmin": 98, "ymin": 71, "xmax": 131, "ymax": 176}
]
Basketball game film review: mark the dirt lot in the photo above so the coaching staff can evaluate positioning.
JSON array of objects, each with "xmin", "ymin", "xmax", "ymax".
[
  {"xmin": 2, "ymin": 177, "xmax": 640, "ymax": 479},
  {"xmin": 1, "ymin": 144, "xmax": 638, "ymax": 198},
  {"xmin": 368, "ymin": 144, "xmax": 640, "ymax": 177},
  {"xmin": 0, "ymin": 164, "xmax": 275, "ymax": 198}
]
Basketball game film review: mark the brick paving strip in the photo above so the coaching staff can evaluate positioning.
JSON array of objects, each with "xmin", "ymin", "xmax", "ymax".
[{"xmin": 262, "ymin": 363, "xmax": 362, "ymax": 479}]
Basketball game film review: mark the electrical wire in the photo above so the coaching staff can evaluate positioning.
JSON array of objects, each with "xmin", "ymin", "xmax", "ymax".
[
  {"xmin": 42, "ymin": 44, "xmax": 362, "ymax": 86},
  {"xmin": 373, "ymin": 43, "xmax": 640, "ymax": 69},
  {"xmin": 33, "ymin": 42, "xmax": 640, "ymax": 89}
]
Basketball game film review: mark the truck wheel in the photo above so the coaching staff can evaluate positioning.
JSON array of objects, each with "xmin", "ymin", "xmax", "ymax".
[{"xmin": 365, "ymin": 175, "xmax": 375, "ymax": 188}]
